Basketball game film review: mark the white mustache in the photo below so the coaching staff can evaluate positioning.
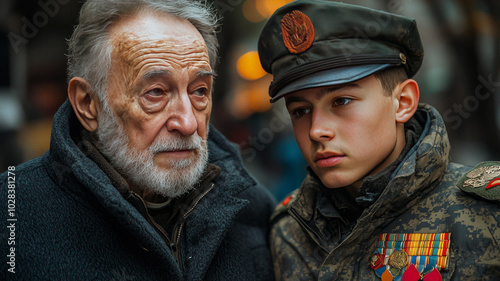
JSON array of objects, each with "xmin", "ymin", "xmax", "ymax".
[{"xmin": 149, "ymin": 134, "xmax": 204, "ymax": 154}]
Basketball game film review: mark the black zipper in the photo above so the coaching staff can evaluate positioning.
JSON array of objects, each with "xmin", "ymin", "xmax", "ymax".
[
  {"xmin": 169, "ymin": 183, "xmax": 215, "ymax": 272},
  {"xmin": 129, "ymin": 183, "xmax": 214, "ymax": 272},
  {"xmin": 129, "ymin": 192, "xmax": 172, "ymax": 245}
]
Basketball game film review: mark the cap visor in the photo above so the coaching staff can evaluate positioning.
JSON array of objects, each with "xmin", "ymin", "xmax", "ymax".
[{"xmin": 272, "ymin": 64, "xmax": 392, "ymax": 102}]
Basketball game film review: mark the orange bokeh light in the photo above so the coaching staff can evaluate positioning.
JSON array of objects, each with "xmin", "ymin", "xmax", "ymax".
[
  {"xmin": 232, "ymin": 84, "xmax": 272, "ymax": 119},
  {"xmin": 242, "ymin": 0, "xmax": 265, "ymax": 23},
  {"xmin": 255, "ymin": 0, "xmax": 293, "ymax": 18},
  {"xmin": 236, "ymin": 51, "xmax": 267, "ymax": 81}
]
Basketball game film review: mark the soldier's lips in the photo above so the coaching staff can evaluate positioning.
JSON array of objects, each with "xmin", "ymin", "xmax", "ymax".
[{"xmin": 314, "ymin": 152, "xmax": 345, "ymax": 168}]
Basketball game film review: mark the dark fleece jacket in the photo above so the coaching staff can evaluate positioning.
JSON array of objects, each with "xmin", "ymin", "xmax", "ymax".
[{"xmin": 0, "ymin": 100, "xmax": 276, "ymax": 281}]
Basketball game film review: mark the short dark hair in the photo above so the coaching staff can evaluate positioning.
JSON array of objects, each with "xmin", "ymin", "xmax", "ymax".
[{"xmin": 375, "ymin": 66, "xmax": 408, "ymax": 96}]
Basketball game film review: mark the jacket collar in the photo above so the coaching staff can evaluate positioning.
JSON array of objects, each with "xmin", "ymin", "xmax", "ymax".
[
  {"xmin": 46, "ymin": 101, "xmax": 182, "ymax": 277},
  {"xmin": 375, "ymin": 104, "xmax": 450, "ymax": 214}
]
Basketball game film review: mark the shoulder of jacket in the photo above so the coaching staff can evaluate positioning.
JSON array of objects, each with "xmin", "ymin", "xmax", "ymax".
[
  {"xmin": 270, "ymin": 189, "xmax": 300, "ymax": 224},
  {"xmin": 456, "ymin": 161, "xmax": 500, "ymax": 201},
  {"xmin": 1, "ymin": 156, "xmax": 45, "ymax": 181}
]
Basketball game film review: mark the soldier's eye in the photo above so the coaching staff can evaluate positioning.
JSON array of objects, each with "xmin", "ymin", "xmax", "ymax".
[
  {"xmin": 332, "ymin": 97, "xmax": 352, "ymax": 107},
  {"xmin": 290, "ymin": 107, "xmax": 311, "ymax": 119}
]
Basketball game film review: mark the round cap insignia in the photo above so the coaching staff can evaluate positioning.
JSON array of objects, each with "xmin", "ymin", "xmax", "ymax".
[{"xmin": 280, "ymin": 10, "xmax": 315, "ymax": 54}]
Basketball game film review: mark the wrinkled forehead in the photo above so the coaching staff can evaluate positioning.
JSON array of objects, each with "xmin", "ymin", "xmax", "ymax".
[
  {"xmin": 108, "ymin": 11, "xmax": 210, "ymax": 69},
  {"xmin": 112, "ymin": 32, "xmax": 210, "ymax": 68}
]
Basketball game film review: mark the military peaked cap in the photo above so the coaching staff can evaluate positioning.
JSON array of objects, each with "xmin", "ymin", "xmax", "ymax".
[{"xmin": 258, "ymin": 0, "xmax": 424, "ymax": 102}]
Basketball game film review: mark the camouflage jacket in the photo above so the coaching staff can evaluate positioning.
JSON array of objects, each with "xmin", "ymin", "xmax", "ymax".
[{"xmin": 270, "ymin": 104, "xmax": 500, "ymax": 280}]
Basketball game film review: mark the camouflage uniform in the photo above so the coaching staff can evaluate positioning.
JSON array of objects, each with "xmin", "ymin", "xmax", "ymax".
[
  {"xmin": 256, "ymin": 1, "xmax": 500, "ymax": 279},
  {"xmin": 270, "ymin": 104, "xmax": 500, "ymax": 280}
]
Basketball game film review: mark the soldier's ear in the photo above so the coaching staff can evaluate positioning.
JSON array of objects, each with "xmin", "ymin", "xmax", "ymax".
[
  {"xmin": 68, "ymin": 77, "xmax": 99, "ymax": 132},
  {"xmin": 394, "ymin": 79, "xmax": 419, "ymax": 123}
]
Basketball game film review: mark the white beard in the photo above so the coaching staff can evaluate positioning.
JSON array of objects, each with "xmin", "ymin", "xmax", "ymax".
[{"xmin": 94, "ymin": 102, "xmax": 208, "ymax": 198}]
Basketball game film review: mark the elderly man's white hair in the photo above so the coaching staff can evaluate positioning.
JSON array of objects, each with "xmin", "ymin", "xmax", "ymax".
[{"xmin": 67, "ymin": 0, "xmax": 219, "ymax": 105}]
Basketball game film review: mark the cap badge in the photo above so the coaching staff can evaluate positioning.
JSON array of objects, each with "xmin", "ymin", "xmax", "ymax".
[{"xmin": 280, "ymin": 10, "xmax": 315, "ymax": 54}]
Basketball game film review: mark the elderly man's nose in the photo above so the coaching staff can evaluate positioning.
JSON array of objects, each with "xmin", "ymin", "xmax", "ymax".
[{"xmin": 165, "ymin": 93, "xmax": 197, "ymax": 135}]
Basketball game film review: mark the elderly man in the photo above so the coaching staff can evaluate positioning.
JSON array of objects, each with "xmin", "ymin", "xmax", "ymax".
[{"xmin": 0, "ymin": 0, "xmax": 275, "ymax": 280}]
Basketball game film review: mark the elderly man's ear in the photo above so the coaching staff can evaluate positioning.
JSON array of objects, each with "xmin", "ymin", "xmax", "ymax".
[{"xmin": 68, "ymin": 77, "xmax": 99, "ymax": 132}]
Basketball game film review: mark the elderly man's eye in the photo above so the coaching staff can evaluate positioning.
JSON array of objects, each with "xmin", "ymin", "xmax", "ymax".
[
  {"xmin": 146, "ymin": 88, "xmax": 164, "ymax": 97},
  {"xmin": 192, "ymin": 87, "xmax": 209, "ymax": 97}
]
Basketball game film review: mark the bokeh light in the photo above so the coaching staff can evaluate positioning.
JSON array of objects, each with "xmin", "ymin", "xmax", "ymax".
[
  {"xmin": 255, "ymin": 0, "xmax": 293, "ymax": 19},
  {"xmin": 231, "ymin": 79, "xmax": 273, "ymax": 119},
  {"xmin": 242, "ymin": 0, "xmax": 266, "ymax": 23},
  {"xmin": 236, "ymin": 51, "xmax": 267, "ymax": 80}
]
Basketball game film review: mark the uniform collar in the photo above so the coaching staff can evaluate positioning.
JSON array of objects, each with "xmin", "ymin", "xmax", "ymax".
[{"xmin": 356, "ymin": 116, "xmax": 423, "ymax": 207}]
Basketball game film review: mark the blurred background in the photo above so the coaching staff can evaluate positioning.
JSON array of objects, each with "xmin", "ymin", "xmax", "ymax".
[{"xmin": 0, "ymin": 0, "xmax": 499, "ymax": 201}]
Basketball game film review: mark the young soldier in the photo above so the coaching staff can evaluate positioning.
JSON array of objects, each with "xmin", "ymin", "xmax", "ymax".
[{"xmin": 258, "ymin": 0, "xmax": 500, "ymax": 280}]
